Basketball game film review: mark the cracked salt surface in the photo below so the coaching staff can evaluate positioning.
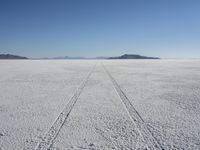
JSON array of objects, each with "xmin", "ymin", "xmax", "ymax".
[
  {"xmin": 0, "ymin": 60, "xmax": 94, "ymax": 150},
  {"xmin": 0, "ymin": 60, "xmax": 200, "ymax": 150},
  {"xmin": 51, "ymin": 64, "xmax": 146, "ymax": 150},
  {"xmin": 104, "ymin": 60, "xmax": 200, "ymax": 150}
]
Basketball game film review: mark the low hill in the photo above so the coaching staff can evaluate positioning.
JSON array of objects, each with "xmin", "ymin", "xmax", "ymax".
[
  {"xmin": 53, "ymin": 56, "xmax": 87, "ymax": 59},
  {"xmin": 0, "ymin": 54, "xmax": 28, "ymax": 59},
  {"xmin": 108, "ymin": 54, "xmax": 160, "ymax": 59}
]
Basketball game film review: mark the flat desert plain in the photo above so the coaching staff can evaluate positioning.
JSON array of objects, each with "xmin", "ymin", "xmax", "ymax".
[{"xmin": 0, "ymin": 60, "xmax": 200, "ymax": 150}]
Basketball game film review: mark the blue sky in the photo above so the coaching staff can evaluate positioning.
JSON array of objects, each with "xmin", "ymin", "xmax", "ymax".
[{"xmin": 0, "ymin": 0, "xmax": 200, "ymax": 58}]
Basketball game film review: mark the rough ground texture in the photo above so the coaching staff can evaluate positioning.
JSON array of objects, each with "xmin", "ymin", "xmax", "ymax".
[
  {"xmin": 0, "ymin": 60, "xmax": 200, "ymax": 150},
  {"xmin": 104, "ymin": 60, "xmax": 200, "ymax": 150}
]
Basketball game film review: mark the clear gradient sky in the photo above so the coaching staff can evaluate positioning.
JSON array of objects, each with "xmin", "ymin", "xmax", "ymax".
[{"xmin": 0, "ymin": 0, "xmax": 200, "ymax": 58}]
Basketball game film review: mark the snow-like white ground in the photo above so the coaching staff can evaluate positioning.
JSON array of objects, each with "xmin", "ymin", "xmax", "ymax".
[
  {"xmin": 104, "ymin": 60, "xmax": 200, "ymax": 150},
  {"xmin": 0, "ymin": 60, "xmax": 200, "ymax": 150},
  {"xmin": 51, "ymin": 64, "xmax": 146, "ymax": 150},
  {"xmin": 0, "ymin": 60, "xmax": 94, "ymax": 149}
]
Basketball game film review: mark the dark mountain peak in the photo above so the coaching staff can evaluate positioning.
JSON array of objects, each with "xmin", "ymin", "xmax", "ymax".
[
  {"xmin": 109, "ymin": 54, "xmax": 160, "ymax": 59},
  {"xmin": 0, "ymin": 54, "xmax": 28, "ymax": 59}
]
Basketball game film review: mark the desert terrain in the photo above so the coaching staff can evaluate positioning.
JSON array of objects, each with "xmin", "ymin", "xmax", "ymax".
[{"xmin": 0, "ymin": 60, "xmax": 200, "ymax": 150}]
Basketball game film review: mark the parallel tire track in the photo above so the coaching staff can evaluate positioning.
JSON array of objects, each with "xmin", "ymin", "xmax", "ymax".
[
  {"xmin": 35, "ymin": 64, "xmax": 96, "ymax": 150},
  {"xmin": 102, "ymin": 63, "xmax": 163, "ymax": 150}
]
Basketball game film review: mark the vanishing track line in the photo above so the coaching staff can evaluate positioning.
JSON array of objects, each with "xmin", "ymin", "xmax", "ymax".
[
  {"xmin": 102, "ymin": 63, "xmax": 163, "ymax": 150},
  {"xmin": 35, "ymin": 64, "xmax": 96, "ymax": 150}
]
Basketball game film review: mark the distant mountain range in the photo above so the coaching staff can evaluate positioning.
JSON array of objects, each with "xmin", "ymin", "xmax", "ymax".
[
  {"xmin": 53, "ymin": 56, "xmax": 88, "ymax": 59},
  {"xmin": 51, "ymin": 54, "xmax": 160, "ymax": 59},
  {"xmin": 0, "ymin": 54, "xmax": 28, "ymax": 59},
  {"xmin": 0, "ymin": 54, "xmax": 160, "ymax": 59},
  {"xmin": 108, "ymin": 54, "xmax": 160, "ymax": 59}
]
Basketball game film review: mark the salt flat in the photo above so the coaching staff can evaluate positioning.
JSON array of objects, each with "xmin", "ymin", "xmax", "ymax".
[
  {"xmin": 0, "ymin": 60, "xmax": 200, "ymax": 150},
  {"xmin": 104, "ymin": 60, "xmax": 200, "ymax": 149},
  {"xmin": 51, "ymin": 64, "xmax": 146, "ymax": 150},
  {"xmin": 0, "ymin": 60, "xmax": 94, "ymax": 149}
]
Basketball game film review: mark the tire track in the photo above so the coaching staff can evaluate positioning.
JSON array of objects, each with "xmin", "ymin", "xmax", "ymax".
[
  {"xmin": 102, "ymin": 63, "xmax": 163, "ymax": 150},
  {"xmin": 35, "ymin": 64, "xmax": 96, "ymax": 150}
]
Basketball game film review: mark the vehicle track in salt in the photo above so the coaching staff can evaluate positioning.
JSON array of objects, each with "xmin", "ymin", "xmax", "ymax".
[
  {"xmin": 102, "ymin": 63, "xmax": 163, "ymax": 150},
  {"xmin": 34, "ymin": 64, "xmax": 96, "ymax": 150}
]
